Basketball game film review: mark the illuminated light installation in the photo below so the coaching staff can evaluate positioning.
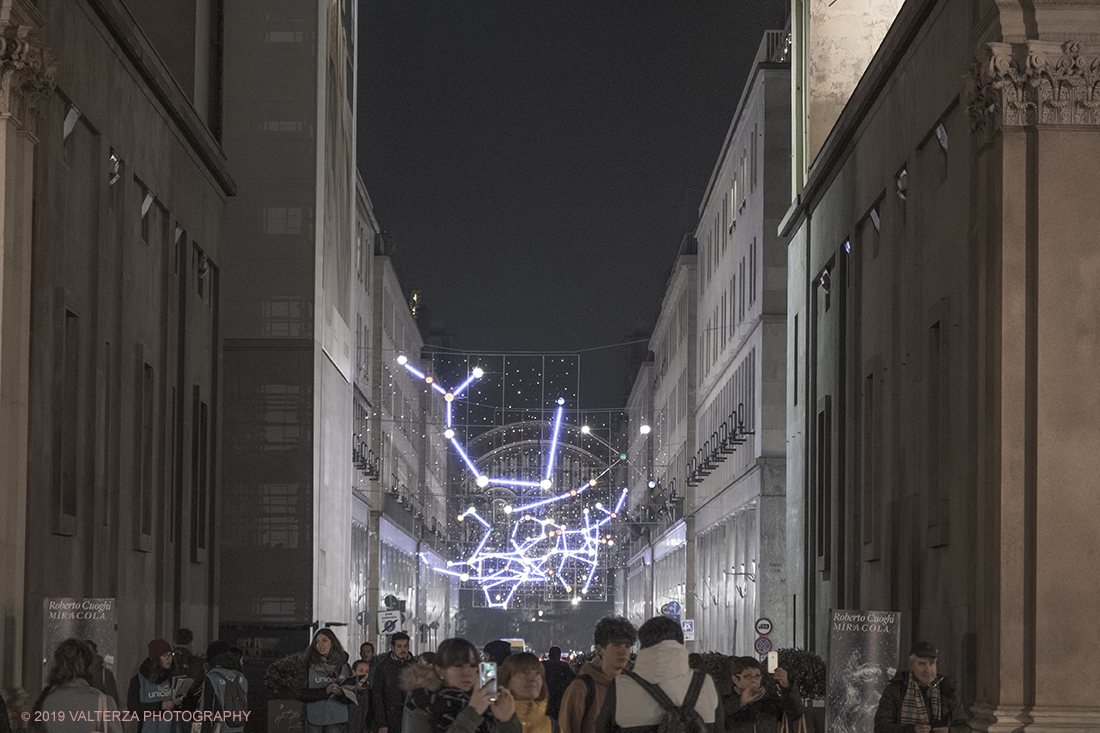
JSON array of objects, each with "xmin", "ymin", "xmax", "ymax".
[{"xmin": 398, "ymin": 357, "xmax": 628, "ymax": 609}]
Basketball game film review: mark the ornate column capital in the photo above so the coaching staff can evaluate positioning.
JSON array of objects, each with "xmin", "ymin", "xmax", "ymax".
[
  {"xmin": 967, "ymin": 39, "xmax": 1100, "ymax": 140},
  {"xmin": 0, "ymin": 20, "xmax": 57, "ymax": 136}
]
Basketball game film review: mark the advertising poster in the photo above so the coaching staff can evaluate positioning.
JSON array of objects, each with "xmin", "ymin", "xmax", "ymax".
[
  {"xmin": 825, "ymin": 609, "xmax": 900, "ymax": 733},
  {"xmin": 43, "ymin": 598, "xmax": 118, "ymax": 678}
]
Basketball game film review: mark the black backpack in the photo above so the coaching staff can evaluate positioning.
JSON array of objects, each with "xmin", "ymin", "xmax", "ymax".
[
  {"xmin": 209, "ymin": 670, "xmax": 249, "ymax": 716},
  {"xmin": 622, "ymin": 670, "xmax": 707, "ymax": 733}
]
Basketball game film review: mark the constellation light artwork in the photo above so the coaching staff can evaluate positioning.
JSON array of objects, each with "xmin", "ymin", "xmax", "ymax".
[{"xmin": 397, "ymin": 355, "xmax": 630, "ymax": 609}]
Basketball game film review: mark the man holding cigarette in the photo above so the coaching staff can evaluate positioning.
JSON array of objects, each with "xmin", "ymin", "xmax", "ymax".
[{"xmin": 874, "ymin": 642, "xmax": 967, "ymax": 733}]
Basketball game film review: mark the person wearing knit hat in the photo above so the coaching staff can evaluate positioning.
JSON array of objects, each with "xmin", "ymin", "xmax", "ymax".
[{"xmin": 128, "ymin": 639, "xmax": 184, "ymax": 733}]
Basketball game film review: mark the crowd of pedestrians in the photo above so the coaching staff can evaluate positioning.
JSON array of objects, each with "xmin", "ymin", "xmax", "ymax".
[
  {"xmin": 29, "ymin": 629, "xmax": 249, "ymax": 733},
  {"xmin": 22, "ymin": 620, "xmax": 967, "ymax": 733}
]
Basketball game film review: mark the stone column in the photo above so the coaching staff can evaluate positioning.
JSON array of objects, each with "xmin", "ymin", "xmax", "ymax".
[
  {"xmin": 967, "ymin": 38, "xmax": 1100, "ymax": 733},
  {"xmin": 0, "ymin": 0, "xmax": 55, "ymax": 714}
]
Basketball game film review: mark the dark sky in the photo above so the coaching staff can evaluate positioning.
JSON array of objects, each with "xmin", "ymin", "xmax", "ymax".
[{"xmin": 357, "ymin": 0, "xmax": 787, "ymax": 408}]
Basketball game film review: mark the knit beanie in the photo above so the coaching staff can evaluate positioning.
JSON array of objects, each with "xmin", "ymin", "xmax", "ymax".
[{"xmin": 148, "ymin": 639, "xmax": 173, "ymax": 661}]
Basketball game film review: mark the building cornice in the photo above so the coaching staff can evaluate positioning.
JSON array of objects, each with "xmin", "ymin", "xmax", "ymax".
[
  {"xmin": 84, "ymin": 0, "xmax": 235, "ymax": 196},
  {"xmin": 967, "ymin": 39, "xmax": 1100, "ymax": 141},
  {"xmin": 0, "ymin": 5, "xmax": 57, "ymax": 137}
]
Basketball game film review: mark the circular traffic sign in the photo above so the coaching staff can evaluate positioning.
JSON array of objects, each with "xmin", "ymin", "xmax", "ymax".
[
  {"xmin": 754, "ymin": 617, "xmax": 773, "ymax": 636},
  {"xmin": 754, "ymin": 636, "xmax": 773, "ymax": 655}
]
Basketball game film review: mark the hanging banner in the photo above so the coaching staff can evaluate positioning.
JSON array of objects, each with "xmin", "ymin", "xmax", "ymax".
[
  {"xmin": 43, "ymin": 598, "xmax": 118, "ymax": 679},
  {"xmin": 825, "ymin": 609, "xmax": 900, "ymax": 733}
]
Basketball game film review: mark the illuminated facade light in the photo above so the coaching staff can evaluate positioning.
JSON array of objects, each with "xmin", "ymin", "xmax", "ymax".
[
  {"xmin": 472, "ymin": 367, "xmax": 484, "ymax": 378},
  {"xmin": 444, "ymin": 428, "xmax": 455, "ymax": 439},
  {"xmin": 477, "ymin": 475, "xmax": 490, "ymax": 488},
  {"xmin": 396, "ymin": 354, "xmax": 408, "ymax": 365},
  {"xmin": 581, "ymin": 425, "xmax": 590, "ymax": 433},
  {"xmin": 640, "ymin": 424, "xmax": 651, "ymax": 435}
]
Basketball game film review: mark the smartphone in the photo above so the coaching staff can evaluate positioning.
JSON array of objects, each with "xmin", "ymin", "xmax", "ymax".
[
  {"xmin": 767, "ymin": 651, "xmax": 779, "ymax": 673},
  {"xmin": 478, "ymin": 662, "xmax": 497, "ymax": 698}
]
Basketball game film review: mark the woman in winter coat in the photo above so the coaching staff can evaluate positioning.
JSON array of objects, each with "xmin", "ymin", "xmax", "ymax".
[
  {"xmin": 35, "ymin": 638, "xmax": 124, "ymax": 733},
  {"xmin": 401, "ymin": 637, "xmax": 520, "ymax": 733},
  {"xmin": 128, "ymin": 639, "xmax": 183, "ymax": 733},
  {"xmin": 499, "ymin": 653, "xmax": 557, "ymax": 733},
  {"xmin": 296, "ymin": 629, "xmax": 354, "ymax": 733}
]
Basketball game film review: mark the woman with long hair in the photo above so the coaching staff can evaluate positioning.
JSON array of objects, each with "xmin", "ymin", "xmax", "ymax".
[
  {"xmin": 296, "ymin": 629, "xmax": 354, "ymax": 733},
  {"xmin": 36, "ymin": 638, "xmax": 123, "ymax": 733},
  {"xmin": 499, "ymin": 654, "xmax": 555, "ymax": 733},
  {"xmin": 400, "ymin": 638, "xmax": 519, "ymax": 733}
]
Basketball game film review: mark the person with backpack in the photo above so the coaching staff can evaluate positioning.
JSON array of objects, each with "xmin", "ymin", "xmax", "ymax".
[
  {"xmin": 297, "ymin": 629, "xmax": 354, "ymax": 733},
  {"xmin": 722, "ymin": 657, "xmax": 801, "ymax": 733},
  {"xmin": 199, "ymin": 641, "xmax": 249, "ymax": 733},
  {"xmin": 558, "ymin": 617, "xmax": 636, "ymax": 733},
  {"xmin": 593, "ymin": 617, "xmax": 723, "ymax": 733},
  {"xmin": 35, "ymin": 638, "xmax": 124, "ymax": 733},
  {"xmin": 172, "ymin": 630, "xmax": 208, "ymax": 695}
]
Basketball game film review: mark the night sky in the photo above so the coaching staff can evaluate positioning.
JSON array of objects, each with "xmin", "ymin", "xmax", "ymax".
[{"xmin": 358, "ymin": 0, "xmax": 787, "ymax": 408}]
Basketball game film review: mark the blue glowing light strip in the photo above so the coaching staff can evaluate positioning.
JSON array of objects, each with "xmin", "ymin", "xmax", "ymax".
[
  {"xmin": 452, "ymin": 374, "xmax": 477, "ymax": 397},
  {"xmin": 512, "ymin": 483, "xmax": 589, "ymax": 512},
  {"xmin": 446, "ymin": 401, "xmax": 452, "ymax": 428},
  {"xmin": 490, "ymin": 478, "xmax": 545, "ymax": 488},
  {"xmin": 431, "ymin": 382, "xmax": 447, "ymax": 395},
  {"xmin": 449, "ymin": 437, "xmax": 481, "ymax": 477},
  {"xmin": 403, "ymin": 363, "xmax": 426, "ymax": 379},
  {"xmin": 614, "ymin": 487, "xmax": 629, "ymax": 513},
  {"xmin": 545, "ymin": 405, "xmax": 564, "ymax": 480}
]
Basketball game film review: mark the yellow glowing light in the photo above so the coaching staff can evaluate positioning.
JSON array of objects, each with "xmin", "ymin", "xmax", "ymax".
[
  {"xmin": 425, "ymin": 376, "xmax": 434, "ymax": 384},
  {"xmin": 444, "ymin": 393, "xmax": 454, "ymax": 402},
  {"xmin": 589, "ymin": 479, "xmax": 597, "ymax": 487}
]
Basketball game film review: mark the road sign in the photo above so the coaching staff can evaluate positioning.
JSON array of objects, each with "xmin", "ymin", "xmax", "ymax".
[
  {"xmin": 681, "ymin": 620, "xmax": 695, "ymax": 641},
  {"xmin": 755, "ymin": 617, "xmax": 773, "ymax": 636},
  {"xmin": 378, "ymin": 610, "xmax": 401, "ymax": 634},
  {"xmin": 661, "ymin": 600, "xmax": 682, "ymax": 621},
  {"xmin": 754, "ymin": 636, "xmax": 773, "ymax": 655}
]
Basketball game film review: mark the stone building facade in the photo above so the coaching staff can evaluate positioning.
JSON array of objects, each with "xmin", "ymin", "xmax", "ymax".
[
  {"xmin": 783, "ymin": 0, "xmax": 1100, "ymax": 727},
  {"xmin": 1, "ymin": 0, "xmax": 232, "ymax": 704},
  {"xmin": 691, "ymin": 30, "xmax": 791, "ymax": 654}
]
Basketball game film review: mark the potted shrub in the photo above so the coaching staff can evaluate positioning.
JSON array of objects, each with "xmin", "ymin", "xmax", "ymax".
[
  {"xmin": 776, "ymin": 648, "xmax": 826, "ymax": 733},
  {"xmin": 264, "ymin": 653, "xmax": 304, "ymax": 733}
]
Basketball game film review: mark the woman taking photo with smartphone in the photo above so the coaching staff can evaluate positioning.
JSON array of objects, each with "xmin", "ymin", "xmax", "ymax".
[
  {"xmin": 400, "ymin": 638, "xmax": 519, "ymax": 733},
  {"xmin": 498, "ymin": 653, "xmax": 556, "ymax": 733}
]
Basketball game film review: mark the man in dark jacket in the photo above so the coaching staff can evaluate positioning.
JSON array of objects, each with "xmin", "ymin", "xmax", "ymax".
[
  {"xmin": 874, "ymin": 642, "xmax": 967, "ymax": 733},
  {"xmin": 172, "ymin": 628, "xmax": 208, "ymax": 694},
  {"xmin": 84, "ymin": 639, "xmax": 121, "ymax": 707},
  {"xmin": 595, "ymin": 616, "xmax": 724, "ymax": 733},
  {"xmin": 543, "ymin": 646, "xmax": 576, "ymax": 720},
  {"xmin": 722, "ymin": 657, "xmax": 802, "ymax": 733},
  {"xmin": 371, "ymin": 632, "xmax": 414, "ymax": 733}
]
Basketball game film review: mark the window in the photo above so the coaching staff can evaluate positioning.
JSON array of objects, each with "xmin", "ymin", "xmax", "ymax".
[
  {"xmin": 263, "ymin": 207, "xmax": 303, "ymax": 235},
  {"xmin": 191, "ymin": 387, "xmax": 210, "ymax": 562},
  {"xmin": 927, "ymin": 300, "xmax": 951, "ymax": 547},
  {"xmin": 793, "ymin": 315, "xmax": 799, "ymax": 407},
  {"xmin": 139, "ymin": 183, "xmax": 154, "ymax": 244},
  {"xmin": 861, "ymin": 357, "xmax": 882, "ymax": 561},
  {"xmin": 54, "ymin": 302, "xmax": 80, "ymax": 535},
  {"xmin": 815, "ymin": 396, "xmax": 832, "ymax": 573},
  {"xmin": 749, "ymin": 239, "xmax": 757, "ymax": 304},
  {"xmin": 134, "ymin": 355, "xmax": 155, "ymax": 551}
]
